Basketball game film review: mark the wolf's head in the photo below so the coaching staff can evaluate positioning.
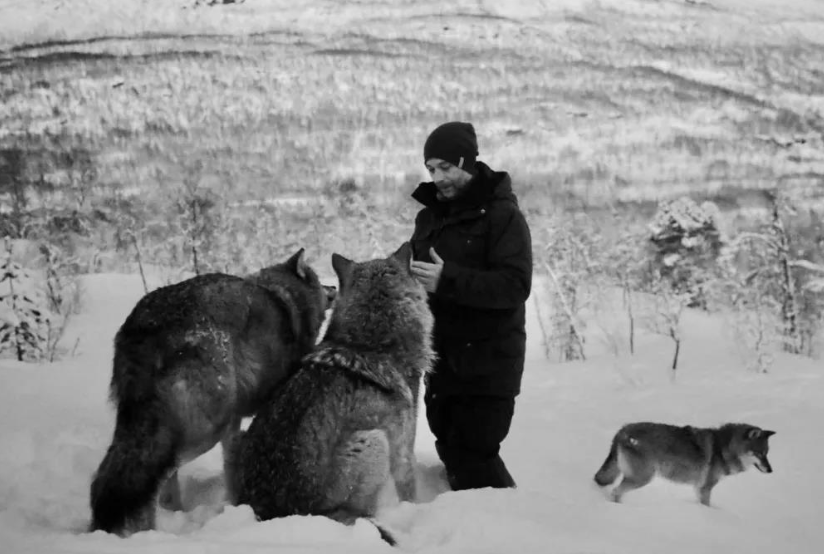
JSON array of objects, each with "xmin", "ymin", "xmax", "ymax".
[
  {"xmin": 246, "ymin": 249, "xmax": 336, "ymax": 341},
  {"xmin": 326, "ymin": 243, "xmax": 434, "ymax": 377},
  {"xmin": 727, "ymin": 425, "xmax": 776, "ymax": 474}
]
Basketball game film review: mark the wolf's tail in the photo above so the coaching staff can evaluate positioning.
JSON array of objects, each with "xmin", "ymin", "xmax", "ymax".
[
  {"xmin": 89, "ymin": 401, "xmax": 179, "ymax": 536},
  {"xmin": 593, "ymin": 435, "xmax": 621, "ymax": 486}
]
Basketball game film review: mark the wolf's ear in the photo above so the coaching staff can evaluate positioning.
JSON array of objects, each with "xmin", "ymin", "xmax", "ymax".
[
  {"xmin": 331, "ymin": 253, "xmax": 354, "ymax": 288},
  {"xmin": 390, "ymin": 242, "xmax": 413, "ymax": 274},
  {"xmin": 287, "ymin": 248, "xmax": 308, "ymax": 280},
  {"xmin": 747, "ymin": 428, "xmax": 774, "ymax": 440}
]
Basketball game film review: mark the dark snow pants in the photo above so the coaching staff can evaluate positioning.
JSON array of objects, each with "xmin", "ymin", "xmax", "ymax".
[{"xmin": 424, "ymin": 392, "xmax": 517, "ymax": 491}]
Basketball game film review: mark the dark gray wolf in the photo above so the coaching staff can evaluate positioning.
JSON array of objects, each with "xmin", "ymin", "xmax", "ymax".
[
  {"xmin": 227, "ymin": 242, "xmax": 434, "ymax": 546},
  {"xmin": 89, "ymin": 249, "xmax": 334, "ymax": 536},
  {"xmin": 594, "ymin": 422, "xmax": 775, "ymax": 506}
]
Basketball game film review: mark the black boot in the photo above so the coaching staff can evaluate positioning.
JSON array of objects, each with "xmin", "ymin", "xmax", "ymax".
[{"xmin": 446, "ymin": 454, "xmax": 516, "ymax": 491}]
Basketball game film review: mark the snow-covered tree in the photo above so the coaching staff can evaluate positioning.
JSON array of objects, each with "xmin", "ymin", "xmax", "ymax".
[
  {"xmin": 647, "ymin": 197, "xmax": 724, "ymax": 308},
  {"xmin": 0, "ymin": 238, "xmax": 52, "ymax": 362}
]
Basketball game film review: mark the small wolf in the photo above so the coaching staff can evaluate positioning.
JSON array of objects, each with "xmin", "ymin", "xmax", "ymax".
[
  {"xmin": 89, "ymin": 249, "xmax": 335, "ymax": 537},
  {"xmin": 227, "ymin": 242, "xmax": 434, "ymax": 545},
  {"xmin": 594, "ymin": 422, "xmax": 775, "ymax": 506}
]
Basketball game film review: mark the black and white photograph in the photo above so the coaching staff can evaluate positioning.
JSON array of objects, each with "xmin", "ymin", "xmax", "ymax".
[{"xmin": 1, "ymin": 0, "xmax": 823, "ymax": 552}]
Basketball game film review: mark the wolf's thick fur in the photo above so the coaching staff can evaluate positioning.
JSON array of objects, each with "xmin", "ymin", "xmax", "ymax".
[
  {"xmin": 89, "ymin": 249, "xmax": 334, "ymax": 536},
  {"xmin": 227, "ymin": 243, "xmax": 433, "ymax": 545},
  {"xmin": 594, "ymin": 422, "xmax": 775, "ymax": 506}
]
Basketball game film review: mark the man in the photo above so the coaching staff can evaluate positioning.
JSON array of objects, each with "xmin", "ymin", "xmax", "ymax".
[{"xmin": 409, "ymin": 121, "xmax": 533, "ymax": 490}]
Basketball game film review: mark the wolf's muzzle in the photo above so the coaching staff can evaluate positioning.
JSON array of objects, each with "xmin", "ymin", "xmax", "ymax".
[
  {"xmin": 323, "ymin": 285, "xmax": 338, "ymax": 308},
  {"xmin": 754, "ymin": 454, "xmax": 773, "ymax": 473}
]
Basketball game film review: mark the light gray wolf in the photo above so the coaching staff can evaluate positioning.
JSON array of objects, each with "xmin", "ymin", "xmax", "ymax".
[
  {"xmin": 594, "ymin": 422, "xmax": 775, "ymax": 506},
  {"xmin": 89, "ymin": 249, "xmax": 334, "ymax": 536},
  {"xmin": 226, "ymin": 242, "xmax": 434, "ymax": 546}
]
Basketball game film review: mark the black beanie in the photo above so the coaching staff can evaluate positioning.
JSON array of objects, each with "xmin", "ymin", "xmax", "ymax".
[{"xmin": 423, "ymin": 121, "xmax": 478, "ymax": 172}]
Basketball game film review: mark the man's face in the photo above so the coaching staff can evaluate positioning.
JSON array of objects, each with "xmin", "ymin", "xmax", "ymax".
[{"xmin": 425, "ymin": 158, "xmax": 473, "ymax": 201}]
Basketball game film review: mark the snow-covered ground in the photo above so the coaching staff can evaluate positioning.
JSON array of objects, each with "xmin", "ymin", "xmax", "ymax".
[{"xmin": 1, "ymin": 271, "xmax": 822, "ymax": 553}]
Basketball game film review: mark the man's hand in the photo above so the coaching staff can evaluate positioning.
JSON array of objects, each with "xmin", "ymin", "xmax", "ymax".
[{"xmin": 410, "ymin": 247, "xmax": 444, "ymax": 293}]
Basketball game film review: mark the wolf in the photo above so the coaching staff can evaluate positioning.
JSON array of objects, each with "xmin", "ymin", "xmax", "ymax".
[
  {"xmin": 593, "ymin": 422, "xmax": 775, "ymax": 506},
  {"xmin": 226, "ymin": 242, "xmax": 434, "ymax": 546},
  {"xmin": 89, "ymin": 249, "xmax": 335, "ymax": 537}
]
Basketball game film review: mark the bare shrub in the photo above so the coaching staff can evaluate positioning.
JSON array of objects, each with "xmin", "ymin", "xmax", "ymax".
[
  {"xmin": 39, "ymin": 242, "xmax": 84, "ymax": 362},
  {"xmin": 636, "ymin": 267, "xmax": 691, "ymax": 381},
  {"xmin": 535, "ymin": 215, "xmax": 599, "ymax": 362}
]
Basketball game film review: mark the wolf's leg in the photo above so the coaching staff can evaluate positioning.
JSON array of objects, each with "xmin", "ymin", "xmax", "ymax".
[
  {"xmin": 221, "ymin": 417, "xmax": 243, "ymax": 505},
  {"xmin": 392, "ymin": 432, "xmax": 418, "ymax": 503},
  {"xmin": 323, "ymin": 429, "xmax": 392, "ymax": 517},
  {"xmin": 158, "ymin": 470, "xmax": 183, "ymax": 511},
  {"xmin": 133, "ymin": 502, "xmax": 157, "ymax": 535},
  {"xmin": 696, "ymin": 477, "xmax": 718, "ymax": 506},
  {"xmin": 610, "ymin": 462, "xmax": 654, "ymax": 503},
  {"xmin": 395, "ymin": 465, "xmax": 417, "ymax": 503},
  {"xmin": 697, "ymin": 486, "xmax": 712, "ymax": 507}
]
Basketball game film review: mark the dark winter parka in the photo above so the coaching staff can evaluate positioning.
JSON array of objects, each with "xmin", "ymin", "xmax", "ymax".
[{"xmin": 410, "ymin": 161, "xmax": 533, "ymax": 397}]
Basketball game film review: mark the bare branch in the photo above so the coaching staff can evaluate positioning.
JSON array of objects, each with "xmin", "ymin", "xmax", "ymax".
[
  {"xmin": 543, "ymin": 261, "xmax": 587, "ymax": 361},
  {"xmin": 788, "ymin": 259, "xmax": 824, "ymax": 275},
  {"xmin": 731, "ymin": 232, "xmax": 781, "ymax": 251}
]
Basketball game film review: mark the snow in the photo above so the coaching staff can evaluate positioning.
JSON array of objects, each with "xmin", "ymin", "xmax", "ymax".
[
  {"xmin": 2, "ymin": 0, "xmax": 824, "ymax": 551},
  {"xmin": 1, "ymin": 271, "xmax": 822, "ymax": 553}
]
